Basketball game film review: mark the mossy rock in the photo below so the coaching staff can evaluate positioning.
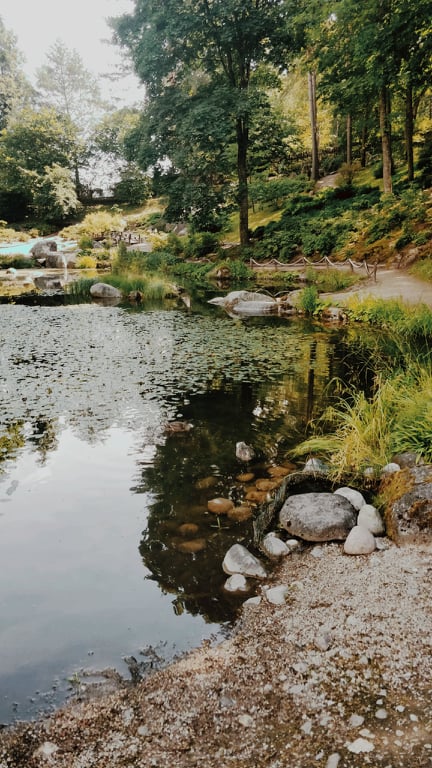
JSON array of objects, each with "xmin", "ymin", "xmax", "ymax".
[{"xmin": 380, "ymin": 465, "xmax": 432, "ymax": 541}]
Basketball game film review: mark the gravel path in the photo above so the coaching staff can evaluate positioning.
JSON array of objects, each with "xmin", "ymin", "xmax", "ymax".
[{"xmin": 1, "ymin": 539, "xmax": 432, "ymax": 768}]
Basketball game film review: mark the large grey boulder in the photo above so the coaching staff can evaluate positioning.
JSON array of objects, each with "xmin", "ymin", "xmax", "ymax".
[
  {"xmin": 30, "ymin": 239, "xmax": 58, "ymax": 258},
  {"xmin": 90, "ymin": 282, "xmax": 122, "ymax": 299},
  {"xmin": 209, "ymin": 290, "xmax": 277, "ymax": 317},
  {"xmin": 279, "ymin": 492, "xmax": 357, "ymax": 542},
  {"xmin": 45, "ymin": 251, "xmax": 77, "ymax": 268}
]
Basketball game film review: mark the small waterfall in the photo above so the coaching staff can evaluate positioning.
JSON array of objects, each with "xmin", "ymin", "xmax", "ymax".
[{"xmin": 61, "ymin": 252, "xmax": 68, "ymax": 284}]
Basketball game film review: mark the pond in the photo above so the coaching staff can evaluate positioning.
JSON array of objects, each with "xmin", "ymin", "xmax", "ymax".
[
  {"xmin": 0, "ymin": 237, "xmax": 77, "ymax": 257},
  {"xmin": 0, "ymin": 298, "xmax": 369, "ymax": 724}
]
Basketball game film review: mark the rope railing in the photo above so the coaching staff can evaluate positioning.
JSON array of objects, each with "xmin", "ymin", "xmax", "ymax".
[{"xmin": 249, "ymin": 256, "xmax": 379, "ymax": 281}]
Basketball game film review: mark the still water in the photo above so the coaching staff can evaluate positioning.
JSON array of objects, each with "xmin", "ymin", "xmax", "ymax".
[{"xmin": 0, "ymin": 300, "xmax": 364, "ymax": 723}]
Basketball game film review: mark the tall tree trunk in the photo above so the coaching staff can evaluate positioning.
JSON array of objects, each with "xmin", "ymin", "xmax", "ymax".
[
  {"xmin": 405, "ymin": 82, "xmax": 414, "ymax": 182},
  {"xmin": 236, "ymin": 116, "xmax": 249, "ymax": 245},
  {"xmin": 379, "ymin": 86, "xmax": 393, "ymax": 194},
  {"xmin": 308, "ymin": 71, "xmax": 319, "ymax": 181},
  {"xmin": 346, "ymin": 113, "xmax": 352, "ymax": 165}
]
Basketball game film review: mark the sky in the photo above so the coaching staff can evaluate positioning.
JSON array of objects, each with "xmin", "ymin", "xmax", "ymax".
[{"xmin": 1, "ymin": 0, "xmax": 144, "ymax": 105}]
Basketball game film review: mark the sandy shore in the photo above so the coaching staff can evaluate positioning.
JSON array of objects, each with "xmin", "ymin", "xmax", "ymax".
[{"xmin": 1, "ymin": 537, "xmax": 432, "ymax": 767}]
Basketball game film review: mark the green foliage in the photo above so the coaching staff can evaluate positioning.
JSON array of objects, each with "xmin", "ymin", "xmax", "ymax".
[
  {"xmin": 184, "ymin": 232, "xmax": 220, "ymax": 259},
  {"xmin": 0, "ymin": 254, "xmax": 36, "ymax": 269},
  {"xmin": 33, "ymin": 164, "xmax": 80, "ymax": 224},
  {"xmin": 346, "ymin": 297, "xmax": 432, "ymax": 342},
  {"xmin": 60, "ymin": 211, "xmax": 125, "ymax": 240},
  {"xmin": 297, "ymin": 285, "xmax": 319, "ymax": 315},
  {"xmin": 111, "ymin": 164, "xmax": 151, "ymax": 205},
  {"xmin": 294, "ymin": 361, "xmax": 432, "ymax": 479},
  {"xmin": 410, "ymin": 258, "xmax": 432, "ymax": 282}
]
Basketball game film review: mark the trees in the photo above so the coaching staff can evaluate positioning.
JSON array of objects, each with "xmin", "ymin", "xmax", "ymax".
[
  {"xmin": 112, "ymin": 0, "xmax": 301, "ymax": 243},
  {"xmin": 0, "ymin": 108, "xmax": 80, "ymax": 222},
  {"xmin": 36, "ymin": 40, "xmax": 105, "ymax": 194},
  {"xmin": 316, "ymin": 0, "xmax": 432, "ymax": 191},
  {"xmin": 0, "ymin": 16, "xmax": 32, "ymax": 130}
]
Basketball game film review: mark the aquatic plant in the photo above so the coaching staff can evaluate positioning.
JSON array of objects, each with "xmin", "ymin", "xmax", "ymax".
[{"xmin": 293, "ymin": 362, "xmax": 432, "ymax": 479}]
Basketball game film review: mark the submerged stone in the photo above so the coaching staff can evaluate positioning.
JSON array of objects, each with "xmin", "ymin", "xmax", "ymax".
[
  {"xmin": 227, "ymin": 505, "xmax": 253, "ymax": 522},
  {"xmin": 177, "ymin": 538, "xmax": 207, "ymax": 554},
  {"xmin": 207, "ymin": 498, "xmax": 233, "ymax": 515}
]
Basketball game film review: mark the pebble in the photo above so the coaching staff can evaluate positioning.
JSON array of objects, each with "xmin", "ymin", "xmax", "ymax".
[
  {"xmin": 395, "ymin": 704, "xmax": 405, "ymax": 712},
  {"xmin": 326, "ymin": 755, "xmax": 341, "ymax": 768},
  {"xmin": 243, "ymin": 595, "xmax": 261, "ymax": 606},
  {"xmin": 357, "ymin": 504, "xmax": 385, "ymax": 535},
  {"xmin": 375, "ymin": 708, "xmax": 388, "ymax": 719},
  {"xmin": 222, "ymin": 544, "xmax": 267, "ymax": 578},
  {"xmin": 301, "ymin": 719, "xmax": 313, "ymax": 735},
  {"xmin": 286, "ymin": 538, "xmax": 301, "ymax": 552},
  {"xmin": 261, "ymin": 533, "xmax": 290, "ymax": 559},
  {"xmin": 347, "ymin": 737, "xmax": 375, "ymax": 754},
  {"xmin": 224, "ymin": 574, "xmax": 249, "ymax": 593},
  {"xmin": 137, "ymin": 725, "xmax": 149, "ymax": 737},
  {"xmin": 310, "ymin": 546, "xmax": 325, "ymax": 558},
  {"xmin": 334, "ymin": 486, "xmax": 366, "ymax": 511},
  {"xmin": 344, "ymin": 525, "xmax": 376, "ymax": 555},
  {"xmin": 315, "ymin": 632, "xmax": 333, "ymax": 652},
  {"xmin": 238, "ymin": 714, "xmax": 254, "ymax": 727},
  {"xmin": 34, "ymin": 742, "xmax": 59, "ymax": 757},
  {"xmin": 348, "ymin": 714, "xmax": 365, "ymax": 727},
  {"xmin": 381, "ymin": 462, "xmax": 401, "ymax": 475},
  {"xmin": 265, "ymin": 585, "xmax": 290, "ymax": 605}
]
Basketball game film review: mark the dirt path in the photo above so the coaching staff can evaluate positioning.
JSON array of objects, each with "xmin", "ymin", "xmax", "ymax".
[{"xmin": 323, "ymin": 267, "xmax": 432, "ymax": 307}]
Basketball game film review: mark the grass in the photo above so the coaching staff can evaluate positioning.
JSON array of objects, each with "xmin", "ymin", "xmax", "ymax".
[
  {"xmin": 68, "ymin": 273, "xmax": 174, "ymax": 301},
  {"xmin": 345, "ymin": 296, "xmax": 432, "ymax": 341},
  {"xmin": 410, "ymin": 258, "xmax": 432, "ymax": 282}
]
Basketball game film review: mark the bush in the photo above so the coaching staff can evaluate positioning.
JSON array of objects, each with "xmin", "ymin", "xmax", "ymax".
[
  {"xmin": 184, "ymin": 232, "xmax": 220, "ymax": 258},
  {"xmin": 297, "ymin": 285, "xmax": 319, "ymax": 315}
]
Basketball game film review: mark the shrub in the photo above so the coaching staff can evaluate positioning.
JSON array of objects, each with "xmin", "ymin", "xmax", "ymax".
[
  {"xmin": 297, "ymin": 285, "xmax": 319, "ymax": 314},
  {"xmin": 76, "ymin": 255, "xmax": 97, "ymax": 269},
  {"xmin": 184, "ymin": 232, "xmax": 220, "ymax": 258}
]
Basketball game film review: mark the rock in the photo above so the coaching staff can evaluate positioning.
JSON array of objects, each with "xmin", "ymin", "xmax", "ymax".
[
  {"xmin": 243, "ymin": 596, "xmax": 262, "ymax": 607},
  {"xmin": 30, "ymin": 239, "xmax": 57, "ymax": 258},
  {"xmin": 207, "ymin": 497, "xmax": 234, "ymax": 515},
  {"xmin": 326, "ymin": 755, "xmax": 341, "ymax": 768},
  {"xmin": 303, "ymin": 458, "xmax": 329, "ymax": 474},
  {"xmin": 244, "ymin": 489, "xmax": 269, "ymax": 504},
  {"xmin": 255, "ymin": 478, "xmax": 280, "ymax": 492},
  {"xmin": 236, "ymin": 472, "xmax": 255, "ymax": 482},
  {"xmin": 261, "ymin": 533, "xmax": 290, "ymax": 559},
  {"xmin": 45, "ymin": 251, "xmax": 77, "ymax": 268},
  {"xmin": 265, "ymin": 585, "xmax": 289, "ymax": 605},
  {"xmin": 348, "ymin": 714, "xmax": 365, "ymax": 727},
  {"xmin": 343, "ymin": 525, "xmax": 376, "ymax": 555},
  {"xmin": 224, "ymin": 574, "xmax": 249, "ymax": 593},
  {"xmin": 209, "ymin": 290, "xmax": 277, "ymax": 317},
  {"xmin": 178, "ymin": 523, "xmax": 199, "ymax": 536},
  {"xmin": 357, "ymin": 504, "xmax": 385, "ymax": 535},
  {"xmin": 267, "ymin": 465, "xmax": 291, "ymax": 478},
  {"xmin": 381, "ymin": 462, "xmax": 401, "ymax": 476},
  {"xmin": 279, "ymin": 492, "xmax": 357, "ymax": 542},
  {"xmin": 391, "ymin": 452, "xmax": 424, "ymax": 469},
  {"xmin": 238, "ymin": 714, "xmax": 255, "ymax": 727},
  {"xmin": 375, "ymin": 708, "xmax": 388, "ymax": 719},
  {"xmin": 380, "ymin": 465, "xmax": 432, "ymax": 539},
  {"xmin": 34, "ymin": 742, "xmax": 59, "ymax": 757},
  {"xmin": 222, "ymin": 543, "xmax": 267, "ymax": 579},
  {"xmin": 315, "ymin": 631, "xmax": 333, "ymax": 651},
  {"xmin": 227, "ymin": 505, "xmax": 253, "ymax": 522},
  {"xmin": 177, "ymin": 538, "xmax": 206, "ymax": 554},
  {"xmin": 320, "ymin": 306, "xmax": 346, "ymax": 322},
  {"xmin": 195, "ymin": 476, "xmax": 217, "ymax": 490},
  {"xmin": 334, "ymin": 486, "xmax": 366, "ymax": 511},
  {"xmin": 33, "ymin": 275, "xmax": 63, "ymax": 290},
  {"xmin": 236, "ymin": 442, "xmax": 255, "ymax": 462},
  {"xmin": 347, "ymin": 737, "xmax": 375, "ymax": 754},
  {"xmin": 286, "ymin": 538, "xmax": 301, "ymax": 552},
  {"xmin": 90, "ymin": 282, "xmax": 122, "ymax": 299}
]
